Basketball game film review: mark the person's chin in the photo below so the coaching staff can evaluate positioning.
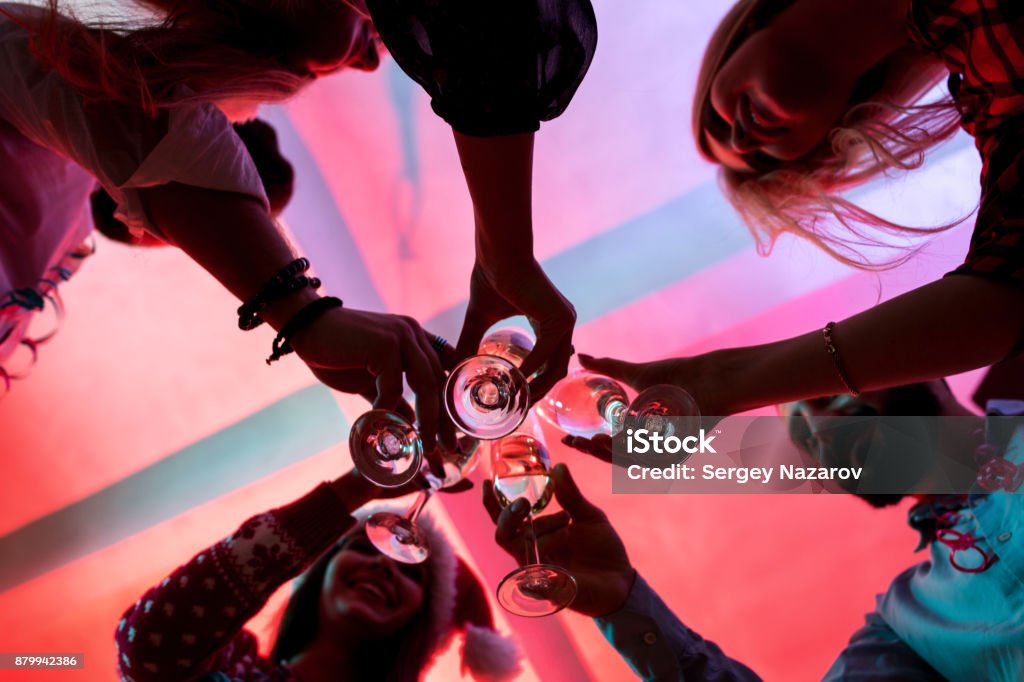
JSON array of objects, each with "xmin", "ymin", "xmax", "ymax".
[
  {"xmin": 341, "ymin": 603, "xmax": 407, "ymax": 634},
  {"xmin": 856, "ymin": 492, "xmax": 906, "ymax": 509}
]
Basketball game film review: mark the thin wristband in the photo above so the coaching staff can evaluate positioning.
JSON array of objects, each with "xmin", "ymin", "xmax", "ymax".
[
  {"xmin": 822, "ymin": 321, "xmax": 859, "ymax": 397},
  {"xmin": 266, "ymin": 296, "xmax": 343, "ymax": 365}
]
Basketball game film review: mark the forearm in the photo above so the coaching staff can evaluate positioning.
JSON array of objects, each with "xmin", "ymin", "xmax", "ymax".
[
  {"xmin": 328, "ymin": 469, "xmax": 382, "ymax": 512},
  {"xmin": 452, "ymin": 131, "xmax": 536, "ymax": 273},
  {"xmin": 137, "ymin": 183, "xmax": 319, "ymax": 330},
  {"xmin": 711, "ymin": 276, "xmax": 1024, "ymax": 413},
  {"xmin": 596, "ymin": 574, "xmax": 763, "ymax": 682}
]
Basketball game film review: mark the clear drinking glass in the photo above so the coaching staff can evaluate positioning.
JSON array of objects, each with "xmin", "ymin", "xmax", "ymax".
[
  {"xmin": 366, "ymin": 438, "xmax": 482, "ymax": 564},
  {"xmin": 536, "ymin": 371, "xmax": 700, "ymax": 439},
  {"xmin": 444, "ymin": 327, "xmax": 533, "ymax": 440},
  {"xmin": 348, "ymin": 409, "xmax": 423, "ymax": 488},
  {"xmin": 491, "ymin": 420, "xmax": 577, "ymax": 617}
]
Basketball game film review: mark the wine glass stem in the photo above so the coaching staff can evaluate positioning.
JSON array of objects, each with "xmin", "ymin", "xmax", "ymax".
[
  {"xmin": 405, "ymin": 490, "xmax": 433, "ymax": 523},
  {"xmin": 525, "ymin": 513, "xmax": 541, "ymax": 566},
  {"xmin": 606, "ymin": 399, "xmax": 628, "ymax": 434}
]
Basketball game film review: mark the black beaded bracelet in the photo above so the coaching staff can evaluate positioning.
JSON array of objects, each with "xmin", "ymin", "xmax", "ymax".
[
  {"xmin": 238, "ymin": 258, "xmax": 322, "ymax": 330},
  {"xmin": 266, "ymin": 296, "xmax": 344, "ymax": 365},
  {"xmin": 239, "ymin": 275, "xmax": 322, "ymax": 330}
]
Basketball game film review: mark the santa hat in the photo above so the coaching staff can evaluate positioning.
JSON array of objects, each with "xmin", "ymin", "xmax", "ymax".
[{"xmin": 350, "ymin": 507, "xmax": 521, "ymax": 681}]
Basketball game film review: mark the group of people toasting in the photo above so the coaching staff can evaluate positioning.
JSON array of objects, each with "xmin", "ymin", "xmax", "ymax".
[{"xmin": 1, "ymin": 0, "xmax": 1022, "ymax": 678}]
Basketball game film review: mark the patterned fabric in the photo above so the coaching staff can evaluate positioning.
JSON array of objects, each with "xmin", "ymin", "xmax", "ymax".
[
  {"xmin": 366, "ymin": 0, "xmax": 597, "ymax": 136},
  {"xmin": 907, "ymin": 0, "xmax": 1024, "ymax": 287},
  {"xmin": 115, "ymin": 484, "xmax": 354, "ymax": 682}
]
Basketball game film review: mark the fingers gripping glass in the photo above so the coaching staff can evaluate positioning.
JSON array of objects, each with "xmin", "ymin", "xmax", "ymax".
[
  {"xmin": 349, "ymin": 409, "xmax": 424, "ymax": 488},
  {"xmin": 445, "ymin": 327, "xmax": 533, "ymax": 440},
  {"xmin": 366, "ymin": 438, "xmax": 483, "ymax": 564},
  {"xmin": 536, "ymin": 370, "xmax": 700, "ymax": 439},
  {"xmin": 491, "ymin": 426, "xmax": 577, "ymax": 616}
]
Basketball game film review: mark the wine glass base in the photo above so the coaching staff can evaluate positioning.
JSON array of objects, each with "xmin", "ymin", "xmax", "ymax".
[
  {"xmin": 445, "ymin": 356, "xmax": 530, "ymax": 440},
  {"xmin": 349, "ymin": 410, "xmax": 423, "ymax": 488},
  {"xmin": 366, "ymin": 513, "xmax": 430, "ymax": 564},
  {"xmin": 496, "ymin": 563, "xmax": 577, "ymax": 617}
]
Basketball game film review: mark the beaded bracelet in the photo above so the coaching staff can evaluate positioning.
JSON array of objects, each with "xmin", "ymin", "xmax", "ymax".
[
  {"xmin": 822, "ymin": 321, "xmax": 859, "ymax": 397},
  {"xmin": 238, "ymin": 258, "xmax": 322, "ymax": 331},
  {"xmin": 266, "ymin": 296, "xmax": 344, "ymax": 365}
]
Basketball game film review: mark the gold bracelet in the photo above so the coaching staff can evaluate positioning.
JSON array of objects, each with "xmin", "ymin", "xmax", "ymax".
[{"xmin": 822, "ymin": 322, "xmax": 860, "ymax": 397}]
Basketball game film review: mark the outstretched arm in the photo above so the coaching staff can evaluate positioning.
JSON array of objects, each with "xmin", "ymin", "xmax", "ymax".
[
  {"xmin": 575, "ymin": 276, "xmax": 1024, "ymax": 418},
  {"xmin": 708, "ymin": 276, "xmax": 1024, "ymax": 414},
  {"xmin": 451, "ymin": 132, "xmax": 576, "ymax": 399},
  {"xmin": 114, "ymin": 471, "xmax": 380, "ymax": 682}
]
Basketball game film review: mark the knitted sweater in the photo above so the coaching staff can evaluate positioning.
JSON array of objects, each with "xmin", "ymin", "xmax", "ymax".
[{"xmin": 115, "ymin": 484, "xmax": 354, "ymax": 682}]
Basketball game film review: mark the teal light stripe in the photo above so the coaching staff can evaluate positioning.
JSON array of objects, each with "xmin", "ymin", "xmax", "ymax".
[
  {"xmin": 425, "ymin": 133, "xmax": 976, "ymax": 337},
  {"xmin": 0, "ymin": 384, "xmax": 346, "ymax": 593},
  {"xmin": 424, "ymin": 180, "xmax": 750, "ymax": 337}
]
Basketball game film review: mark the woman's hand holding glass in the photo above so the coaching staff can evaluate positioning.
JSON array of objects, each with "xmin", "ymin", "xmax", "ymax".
[
  {"xmin": 552, "ymin": 353, "xmax": 712, "ymax": 461},
  {"xmin": 454, "ymin": 261, "xmax": 576, "ymax": 403},
  {"xmin": 445, "ymin": 325, "xmax": 534, "ymax": 440}
]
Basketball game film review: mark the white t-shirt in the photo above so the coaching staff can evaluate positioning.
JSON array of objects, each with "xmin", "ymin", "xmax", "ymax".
[{"xmin": 0, "ymin": 3, "xmax": 267, "ymax": 365}]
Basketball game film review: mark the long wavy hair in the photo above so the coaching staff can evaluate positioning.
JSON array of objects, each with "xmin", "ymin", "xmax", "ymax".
[
  {"xmin": 3, "ymin": 0, "xmax": 370, "ymax": 116},
  {"xmin": 693, "ymin": 0, "xmax": 965, "ymax": 269},
  {"xmin": 271, "ymin": 533, "xmax": 435, "ymax": 682}
]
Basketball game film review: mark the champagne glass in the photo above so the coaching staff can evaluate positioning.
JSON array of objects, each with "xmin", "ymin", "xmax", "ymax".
[
  {"xmin": 491, "ymin": 421, "xmax": 577, "ymax": 617},
  {"xmin": 366, "ymin": 438, "xmax": 482, "ymax": 563},
  {"xmin": 349, "ymin": 409, "xmax": 423, "ymax": 488},
  {"xmin": 445, "ymin": 327, "xmax": 533, "ymax": 440},
  {"xmin": 536, "ymin": 371, "xmax": 700, "ymax": 439}
]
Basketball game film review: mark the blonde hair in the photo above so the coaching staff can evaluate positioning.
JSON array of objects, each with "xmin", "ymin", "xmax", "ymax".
[
  {"xmin": 4, "ymin": 0, "xmax": 366, "ymax": 116},
  {"xmin": 693, "ymin": 0, "xmax": 965, "ymax": 269}
]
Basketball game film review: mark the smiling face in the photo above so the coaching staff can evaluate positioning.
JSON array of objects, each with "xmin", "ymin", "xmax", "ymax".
[
  {"xmin": 700, "ymin": 4, "xmax": 864, "ymax": 173},
  {"xmin": 320, "ymin": 532, "xmax": 427, "ymax": 637},
  {"xmin": 705, "ymin": 35, "xmax": 854, "ymax": 172}
]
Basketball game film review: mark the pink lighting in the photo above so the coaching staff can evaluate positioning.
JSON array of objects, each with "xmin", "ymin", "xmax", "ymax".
[{"xmin": 0, "ymin": 1, "xmax": 991, "ymax": 680}]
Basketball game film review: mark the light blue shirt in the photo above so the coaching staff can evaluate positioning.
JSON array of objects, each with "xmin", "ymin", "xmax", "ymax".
[{"xmin": 877, "ymin": 401, "xmax": 1024, "ymax": 681}]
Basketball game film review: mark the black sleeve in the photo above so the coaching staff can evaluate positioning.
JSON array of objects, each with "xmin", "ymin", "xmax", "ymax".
[{"xmin": 366, "ymin": 0, "xmax": 597, "ymax": 136}]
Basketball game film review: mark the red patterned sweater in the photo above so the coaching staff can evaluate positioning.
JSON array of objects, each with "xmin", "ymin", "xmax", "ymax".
[{"xmin": 115, "ymin": 484, "xmax": 355, "ymax": 682}]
